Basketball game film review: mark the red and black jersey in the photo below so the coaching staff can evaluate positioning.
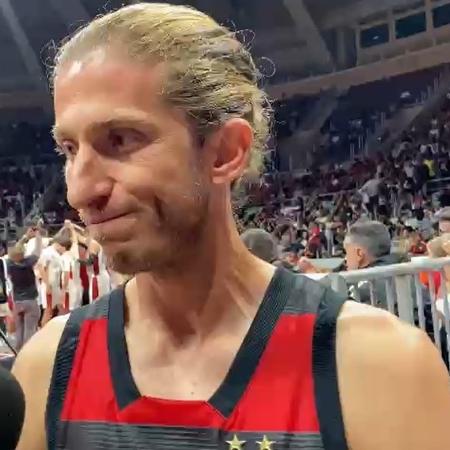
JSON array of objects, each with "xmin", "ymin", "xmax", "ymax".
[{"xmin": 46, "ymin": 268, "xmax": 348, "ymax": 449}]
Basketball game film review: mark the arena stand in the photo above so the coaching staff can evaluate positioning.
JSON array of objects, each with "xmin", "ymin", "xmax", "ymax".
[{"xmin": 322, "ymin": 65, "xmax": 447, "ymax": 163}]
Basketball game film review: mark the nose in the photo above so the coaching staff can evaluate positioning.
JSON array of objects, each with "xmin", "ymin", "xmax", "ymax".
[{"xmin": 66, "ymin": 144, "xmax": 113, "ymax": 212}]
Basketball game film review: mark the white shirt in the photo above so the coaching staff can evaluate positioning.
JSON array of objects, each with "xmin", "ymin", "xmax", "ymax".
[
  {"xmin": 25, "ymin": 236, "xmax": 50, "ymax": 258},
  {"xmin": 39, "ymin": 246, "xmax": 65, "ymax": 290},
  {"xmin": 404, "ymin": 163, "xmax": 414, "ymax": 179},
  {"xmin": 61, "ymin": 252, "xmax": 81, "ymax": 284},
  {"xmin": 360, "ymin": 179, "xmax": 381, "ymax": 198}
]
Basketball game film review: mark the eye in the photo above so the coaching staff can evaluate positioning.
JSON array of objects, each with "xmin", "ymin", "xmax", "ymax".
[
  {"xmin": 55, "ymin": 140, "xmax": 77, "ymax": 158},
  {"xmin": 108, "ymin": 128, "xmax": 145, "ymax": 152}
]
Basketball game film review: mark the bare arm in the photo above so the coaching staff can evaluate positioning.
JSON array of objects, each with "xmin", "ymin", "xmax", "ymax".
[
  {"xmin": 338, "ymin": 302, "xmax": 450, "ymax": 450},
  {"xmin": 88, "ymin": 238, "xmax": 101, "ymax": 256},
  {"xmin": 12, "ymin": 316, "xmax": 68, "ymax": 450},
  {"xmin": 27, "ymin": 233, "xmax": 43, "ymax": 257}
]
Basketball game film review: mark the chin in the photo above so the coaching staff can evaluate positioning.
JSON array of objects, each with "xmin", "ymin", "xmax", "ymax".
[{"xmin": 103, "ymin": 239, "xmax": 178, "ymax": 275}]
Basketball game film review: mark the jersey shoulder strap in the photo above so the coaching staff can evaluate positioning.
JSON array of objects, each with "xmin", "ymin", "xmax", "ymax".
[
  {"xmin": 313, "ymin": 278, "xmax": 348, "ymax": 450},
  {"xmin": 282, "ymin": 271, "xmax": 349, "ymax": 449},
  {"xmin": 45, "ymin": 291, "xmax": 116, "ymax": 450},
  {"xmin": 279, "ymin": 270, "xmax": 349, "ymax": 449}
]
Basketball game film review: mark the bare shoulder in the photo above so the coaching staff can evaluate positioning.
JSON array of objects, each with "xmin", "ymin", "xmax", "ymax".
[
  {"xmin": 336, "ymin": 301, "xmax": 448, "ymax": 383},
  {"xmin": 13, "ymin": 315, "xmax": 69, "ymax": 450},
  {"xmin": 337, "ymin": 302, "xmax": 450, "ymax": 450},
  {"xmin": 13, "ymin": 314, "xmax": 69, "ymax": 377},
  {"xmin": 337, "ymin": 301, "xmax": 444, "ymax": 366}
]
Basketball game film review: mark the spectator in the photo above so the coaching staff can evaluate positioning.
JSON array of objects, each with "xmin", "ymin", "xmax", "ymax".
[
  {"xmin": 409, "ymin": 230, "xmax": 427, "ymax": 255},
  {"xmin": 6, "ymin": 243, "xmax": 40, "ymax": 351},
  {"xmin": 359, "ymin": 173, "xmax": 383, "ymax": 218},
  {"xmin": 0, "ymin": 246, "xmax": 8, "ymax": 335},
  {"xmin": 435, "ymin": 206, "xmax": 450, "ymax": 234},
  {"xmin": 343, "ymin": 221, "xmax": 415, "ymax": 308},
  {"xmin": 241, "ymin": 228, "xmax": 278, "ymax": 264},
  {"xmin": 413, "ymin": 157, "xmax": 429, "ymax": 196}
]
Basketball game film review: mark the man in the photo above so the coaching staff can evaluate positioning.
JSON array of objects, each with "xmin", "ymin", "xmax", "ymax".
[
  {"xmin": 14, "ymin": 4, "xmax": 450, "ymax": 450},
  {"xmin": 6, "ymin": 241, "xmax": 40, "ymax": 351},
  {"xmin": 241, "ymin": 227, "xmax": 299, "ymax": 271},
  {"xmin": 66, "ymin": 221, "xmax": 109, "ymax": 306},
  {"xmin": 36, "ymin": 229, "xmax": 73, "ymax": 324},
  {"xmin": 344, "ymin": 221, "xmax": 417, "ymax": 305},
  {"xmin": 359, "ymin": 173, "xmax": 383, "ymax": 218},
  {"xmin": 240, "ymin": 228, "xmax": 278, "ymax": 264},
  {"xmin": 413, "ymin": 156, "xmax": 430, "ymax": 196},
  {"xmin": 436, "ymin": 206, "xmax": 450, "ymax": 234}
]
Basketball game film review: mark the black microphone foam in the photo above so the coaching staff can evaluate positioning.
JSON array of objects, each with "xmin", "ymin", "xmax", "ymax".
[{"xmin": 0, "ymin": 366, "xmax": 25, "ymax": 450}]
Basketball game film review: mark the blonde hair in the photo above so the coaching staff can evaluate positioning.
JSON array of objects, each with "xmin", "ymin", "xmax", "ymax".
[
  {"xmin": 8, "ymin": 244, "xmax": 25, "ymax": 260},
  {"xmin": 427, "ymin": 233, "xmax": 450, "ymax": 258},
  {"xmin": 52, "ymin": 3, "xmax": 271, "ymax": 177}
]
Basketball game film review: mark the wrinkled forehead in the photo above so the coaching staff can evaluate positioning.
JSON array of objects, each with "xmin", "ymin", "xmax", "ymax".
[{"xmin": 53, "ymin": 53, "xmax": 172, "ymax": 136}]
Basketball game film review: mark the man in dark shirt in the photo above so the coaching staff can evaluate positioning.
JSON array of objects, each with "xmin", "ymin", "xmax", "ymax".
[{"xmin": 7, "ymin": 244, "xmax": 40, "ymax": 351}]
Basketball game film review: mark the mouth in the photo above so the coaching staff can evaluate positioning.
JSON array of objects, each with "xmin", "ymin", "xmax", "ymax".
[{"xmin": 83, "ymin": 212, "xmax": 132, "ymax": 227}]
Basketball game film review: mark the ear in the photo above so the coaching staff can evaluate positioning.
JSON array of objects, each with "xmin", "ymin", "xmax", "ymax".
[
  {"xmin": 208, "ymin": 118, "xmax": 253, "ymax": 185},
  {"xmin": 356, "ymin": 247, "xmax": 365, "ymax": 261}
]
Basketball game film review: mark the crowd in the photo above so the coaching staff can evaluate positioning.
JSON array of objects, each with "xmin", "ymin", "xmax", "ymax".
[
  {"xmin": 241, "ymin": 217, "xmax": 450, "ymax": 367},
  {"xmin": 0, "ymin": 163, "xmax": 50, "ymax": 228},
  {"xmin": 0, "ymin": 220, "xmax": 121, "ymax": 353},
  {"xmin": 235, "ymin": 90, "xmax": 450, "ymax": 263},
  {"xmin": 0, "ymin": 122, "xmax": 60, "ymax": 238}
]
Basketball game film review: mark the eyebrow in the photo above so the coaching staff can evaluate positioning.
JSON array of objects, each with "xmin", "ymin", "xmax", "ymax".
[{"xmin": 52, "ymin": 110, "xmax": 157, "ymax": 141}]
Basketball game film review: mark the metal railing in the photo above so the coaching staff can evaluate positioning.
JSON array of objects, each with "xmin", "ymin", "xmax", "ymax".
[{"xmin": 329, "ymin": 257, "xmax": 450, "ymax": 367}]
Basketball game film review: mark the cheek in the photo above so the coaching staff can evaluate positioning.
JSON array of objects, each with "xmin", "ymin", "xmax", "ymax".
[
  {"xmin": 65, "ymin": 163, "xmax": 78, "ymax": 206},
  {"xmin": 346, "ymin": 252, "xmax": 357, "ymax": 268},
  {"xmin": 125, "ymin": 164, "xmax": 205, "ymax": 203},
  {"xmin": 116, "ymin": 155, "xmax": 210, "ymax": 223},
  {"xmin": 124, "ymin": 136, "xmax": 202, "ymax": 192}
]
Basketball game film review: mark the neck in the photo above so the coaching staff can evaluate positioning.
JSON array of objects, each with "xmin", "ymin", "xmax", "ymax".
[{"xmin": 126, "ymin": 193, "xmax": 275, "ymax": 341}]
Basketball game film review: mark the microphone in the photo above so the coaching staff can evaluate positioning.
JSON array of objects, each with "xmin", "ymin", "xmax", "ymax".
[{"xmin": 0, "ymin": 366, "xmax": 25, "ymax": 450}]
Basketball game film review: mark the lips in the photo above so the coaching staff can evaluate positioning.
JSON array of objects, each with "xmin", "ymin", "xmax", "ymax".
[{"xmin": 82, "ymin": 212, "xmax": 131, "ymax": 226}]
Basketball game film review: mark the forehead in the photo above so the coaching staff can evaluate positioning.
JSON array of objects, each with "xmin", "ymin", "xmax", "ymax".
[
  {"xmin": 54, "ymin": 53, "xmax": 168, "ymax": 130},
  {"xmin": 343, "ymin": 238, "xmax": 356, "ymax": 249}
]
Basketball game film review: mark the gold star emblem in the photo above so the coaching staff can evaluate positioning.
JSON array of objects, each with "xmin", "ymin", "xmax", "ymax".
[
  {"xmin": 257, "ymin": 435, "xmax": 276, "ymax": 450},
  {"xmin": 226, "ymin": 434, "xmax": 246, "ymax": 449}
]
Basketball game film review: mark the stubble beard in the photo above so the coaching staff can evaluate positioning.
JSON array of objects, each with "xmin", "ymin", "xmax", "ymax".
[{"xmin": 103, "ymin": 194, "xmax": 210, "ymax": 276}]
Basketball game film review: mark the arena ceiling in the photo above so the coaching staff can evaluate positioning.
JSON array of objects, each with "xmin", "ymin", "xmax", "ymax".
[{"xmin": 0, "ymin": 0, "xmax": 431, "ymax": 117}]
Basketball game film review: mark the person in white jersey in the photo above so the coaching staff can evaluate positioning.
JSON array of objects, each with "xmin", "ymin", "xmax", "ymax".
[
  {"xmin": 65, "ymin": 222, "xmax": 112, "ymax": 303},
  {"xmin": 60, "ymin": 248, "xmax": 82, "ymax": 312},
  {"xmin": 24, "ymin": 223, "xmax": 50, "ymax": 315},
  {"xmin": 89, "ymin": 245, "xmax": 111, "ymax": 302},
  {"xmin": 64, "ymin": 221, "xmax": 99, "ymax": 306},
  {"xmin": 36, "ymin": 230, "xmax": 73, "ymax": 325}
]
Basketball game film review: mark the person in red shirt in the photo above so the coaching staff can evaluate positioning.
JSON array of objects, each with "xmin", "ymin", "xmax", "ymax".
[{"xmin": 409, "ymin": 230, "xmax": 427, "ymax": 255}]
